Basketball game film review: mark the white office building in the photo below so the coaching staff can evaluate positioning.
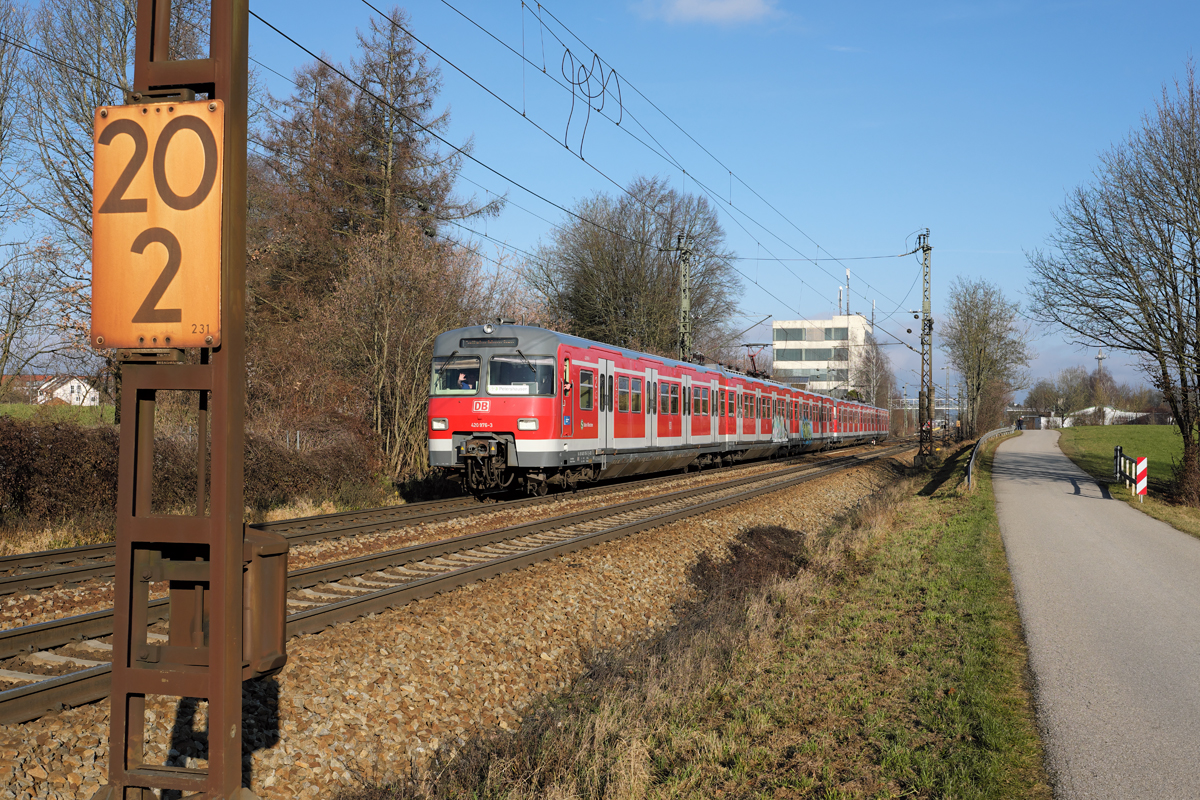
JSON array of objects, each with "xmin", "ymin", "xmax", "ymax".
[{"xmin": 771, "ymin": 315, "xmax": 873, "ymax": 397}]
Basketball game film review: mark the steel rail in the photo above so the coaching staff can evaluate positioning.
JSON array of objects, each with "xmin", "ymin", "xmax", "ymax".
[
  {"xmin": 0, "ymin": 440, "xmax": 897, "ymax": 594},
  {"xmin": 0, "ymin": 442, "xmax": 910, "ymax": 724},
  {"xmin": 0, "ymin": 453, "xmax": 872, "ymax": 660}
]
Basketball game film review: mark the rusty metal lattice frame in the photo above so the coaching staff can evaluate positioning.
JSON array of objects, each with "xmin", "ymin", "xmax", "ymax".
[{"xmin": 100, "ymin": 1, "xmax": 252, "ymax": 798}]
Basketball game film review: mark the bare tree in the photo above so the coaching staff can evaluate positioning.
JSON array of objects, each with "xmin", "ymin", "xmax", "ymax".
[
  {"xmin": 1029, "ymin": 63, "xmax": 1200, "ymax": 498},
  {"xmin": 0, "ymin": 4, "xmax": 65, "ymax": 396},
  {"xmin": 849, "ymin": 330, "xmax": 895, "ymax": 408},
  {"xmin": 325, "ymin": 225, "xmax": 505, "ymax": 479},
  {"xmin": 940, "ymin": 276, "xmax": 1032, "ymax": 437},
  {"xmin": 1024, "ymin": 378, "xmax": 1057, "ymax": 417},
  {"xmin": 524, "ymin": 175, "xmax": 740, "ymax": 357}
]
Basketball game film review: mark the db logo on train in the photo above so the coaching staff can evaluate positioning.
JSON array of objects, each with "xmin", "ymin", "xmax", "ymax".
[{"xmin": 473, "ymin": 400, "xmax": 490, "ymax": 413}]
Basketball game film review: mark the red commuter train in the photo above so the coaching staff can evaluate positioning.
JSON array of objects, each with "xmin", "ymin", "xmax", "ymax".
[{"xmin": 428, "ymin": 323, "xmax": 889, "ymax": 495}]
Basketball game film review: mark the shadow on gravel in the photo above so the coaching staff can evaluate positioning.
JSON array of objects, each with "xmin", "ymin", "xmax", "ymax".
[{"xmin": 157, "ymin": 678, "xmax": 281, "ymax": 799}]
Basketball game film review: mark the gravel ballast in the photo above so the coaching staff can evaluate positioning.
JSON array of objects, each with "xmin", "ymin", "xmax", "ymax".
[{"xmin": 0, "ymin": 455, "xmax": 905, "ymax": 799}]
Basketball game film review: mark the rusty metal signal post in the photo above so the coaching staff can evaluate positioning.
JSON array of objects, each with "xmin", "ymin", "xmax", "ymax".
[{"xmin": 91, "ymin": 2, "xmax": 286, "ymax": 798}]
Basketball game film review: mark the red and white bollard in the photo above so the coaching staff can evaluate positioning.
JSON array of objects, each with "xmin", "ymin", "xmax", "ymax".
[{"xmin": 1136, "ymin": 457, "xmax": 1148, "ymax": 503}]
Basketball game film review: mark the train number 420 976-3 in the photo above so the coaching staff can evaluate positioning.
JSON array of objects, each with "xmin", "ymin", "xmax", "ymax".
[{"xmin": 90, "ymin": 100, "xmax": 225, "ymax": 350}]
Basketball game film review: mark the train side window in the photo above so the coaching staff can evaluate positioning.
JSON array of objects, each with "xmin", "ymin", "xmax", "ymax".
[
  {"xmin": 649, "ymin": 380, "xmax": 656, "ymax": 413},
  {"xmin": 670, "ymin": 383, "xmax": 680, "ymax": 415},
  {"xmin": 632, "ymin": 378, "xmax": 642, "ymax": 413},
  {"xmin": 731, "ymin": 392, "xmax": 737, "ymax": 417},
  {"xmin": 618, "ymin": 375, "xmax": 630, "ymax": 413},
  {"xmin": 701, "ymin": 387, "xmax": 709, "ymax": 415},
  {"xmin": 579, "ymin": 370, "xmax": 594, "ymax": 410},
  {"xmin": 719, "ymin": 389, "xmax": 725, "ymax": 417},
  {"xmin": 660, "ymin": 382, "xmax": 669, "ymax": 414}
]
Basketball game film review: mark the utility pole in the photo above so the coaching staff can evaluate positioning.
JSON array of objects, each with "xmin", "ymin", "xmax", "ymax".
[
  {"xmin": 845, "ymin": 268, "xmax": 850, "ymax": 316},
  {"xmin": 916, "ymin": 229, "xmax": 934, "ymax": 466},
  {"xmin": 677, "ymin": 234, "xmax": 693, "ymax": 362}
]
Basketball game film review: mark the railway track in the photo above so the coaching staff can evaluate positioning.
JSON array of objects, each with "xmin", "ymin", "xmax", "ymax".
[
  {"xmin": 0, "ymin": 441, "xmax": 911, "ymax": 724},
  {"xmin": 0, "ymin": 439, "xmax": 906, "ymax": 596}
]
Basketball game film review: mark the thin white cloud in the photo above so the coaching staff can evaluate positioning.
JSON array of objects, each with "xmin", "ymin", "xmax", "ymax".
[
  {"xmin": 827, "ymin": 45, "xmax": 865, "ymax": 53},
  {"xmin": 635, "ymin": 0, "xmax": 783, "ymax": 24}
]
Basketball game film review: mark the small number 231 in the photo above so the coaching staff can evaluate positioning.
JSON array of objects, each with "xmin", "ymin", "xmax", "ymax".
[{"xmin": 191, "ymin": 323, "xmax": 211, "ymax": 333}]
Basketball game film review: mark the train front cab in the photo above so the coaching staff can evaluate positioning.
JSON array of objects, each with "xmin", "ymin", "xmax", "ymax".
[{"xmin": 428, "ymin": 326, "xmax": 565, "ymax": 494}]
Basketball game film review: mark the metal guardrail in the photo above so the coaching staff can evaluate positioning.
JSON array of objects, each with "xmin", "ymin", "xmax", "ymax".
[{"xmin": 966, "ymin": 426, "xmax": 1016, "ymax": 490}]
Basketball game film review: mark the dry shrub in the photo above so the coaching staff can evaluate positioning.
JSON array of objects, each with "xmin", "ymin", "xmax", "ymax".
[
  {"xmin": 0, "ymin": 416, "xmax": 387, "ymax": 549},
  {"xmin": 341, "ymin": 471, "xmax": 916, "ymax": 800}
]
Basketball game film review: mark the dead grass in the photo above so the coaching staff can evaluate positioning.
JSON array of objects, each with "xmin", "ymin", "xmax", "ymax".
[{"xmin": 339, "ymin": 445, "xmax": 1050, "ymax": 800}]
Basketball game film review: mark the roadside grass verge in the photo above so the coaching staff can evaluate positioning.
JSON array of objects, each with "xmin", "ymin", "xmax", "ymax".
[
  {"xmin": 1057, "ymin": 426, "xmax": 1200, "ymax": 539},
  {"xmin": 341, "ymin": 445, "xmax": 1050, "ymax": 800}
]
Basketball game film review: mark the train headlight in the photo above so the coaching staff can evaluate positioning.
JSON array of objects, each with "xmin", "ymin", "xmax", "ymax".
[
  {"xmin": 518, "ymin": 418, "xmax": 539, "ymax": 431},
  {"xmin": 431, "ymin": 418, "xmax": 448, "ymax": 431}
]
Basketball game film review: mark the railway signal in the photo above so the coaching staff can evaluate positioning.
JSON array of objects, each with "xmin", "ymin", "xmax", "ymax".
[{"xmin": 90, "ymin": 2, "xmax": 284, "ymax": 798}]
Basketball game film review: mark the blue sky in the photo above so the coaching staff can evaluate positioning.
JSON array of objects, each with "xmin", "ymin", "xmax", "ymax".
[{"xmin": 248, "ymin": 0, "xmax": 1199, "ymax": 398}]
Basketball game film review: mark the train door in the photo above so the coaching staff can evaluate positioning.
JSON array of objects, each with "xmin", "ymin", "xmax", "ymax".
[
  {"xmin": 681, "ymin": 374, "xmax": 692, "ymax": 446},
  {"xmin": 647, "ymin": 367, "xmax": 659, "ymax": 450},
  {"xmin": 561, "ymin": 356, "xmax": 574, "ymax": 439},
  {"xmin": 575, "ymin": 365, "xmax": 598, "ymax": 446},
  {"xmin": 772, "ymin": 393, "xmax": 787, "ymax": 443},
  {"xmin": 598, "ymin": 358, "xmax": 615, "ymax": 451}
]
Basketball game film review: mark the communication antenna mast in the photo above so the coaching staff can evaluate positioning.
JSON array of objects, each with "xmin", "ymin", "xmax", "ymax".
[
  {"xmin": 917, "ymin": 229, "xmax": 935, "ymax": 466},
  {"xmin": 1096, "ymin": 347, "xmax": 1107, "ymax": 375}
]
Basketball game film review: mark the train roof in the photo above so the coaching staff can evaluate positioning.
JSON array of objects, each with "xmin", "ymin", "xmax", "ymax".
[{"xmin": 433, "ymin": 324, "xmax": 881, "ymax": 408}]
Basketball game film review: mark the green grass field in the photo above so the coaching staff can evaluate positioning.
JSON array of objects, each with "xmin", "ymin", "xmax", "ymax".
[
  {"xmin": 0, "ymin": 403, "xmax": 115, "ymax": 425},
  {"xmin": 1057, "ymin": 425, "xmax": 1200, "ymax": 539},
  {"xmin": 1057, "ymin": 425, "xmax": 1180, "ymax": 490}
]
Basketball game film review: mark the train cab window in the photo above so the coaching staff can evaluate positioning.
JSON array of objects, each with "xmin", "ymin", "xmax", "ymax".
[
  {"xmin": 618, "ymin": 376, "xmax": 630, "ymax": 413},
  {"xmin": 431, "ymin": 355, "xmax": 481, "ymax": 396},
  {"xmin": 579, "ymin": 370, "xmax": 594, "ymax": 410},
  {"xmin": 670, "ymin": 383, "xmax": 680, "ymax": 415},
  {"xmin": 487, "ymin": 354, "xmax": 556, "ymax": 396},
  {"xmin": 632, "ymin": 378, "xmax": 643, "ymax": 413}
]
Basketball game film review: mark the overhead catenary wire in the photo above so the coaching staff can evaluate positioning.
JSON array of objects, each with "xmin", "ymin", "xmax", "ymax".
[
  {"xmin": 385, "ymin": 0, "xmax": 908, "ymax": 309},
  {"xmin": 530, "ymin": 2, "xmax": 902, "ymax": 308}
]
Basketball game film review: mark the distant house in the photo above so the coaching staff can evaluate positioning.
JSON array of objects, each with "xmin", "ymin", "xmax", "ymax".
[
  {"xmin": 0, "ymin": 375, "xmax": 53, "ymax": 403},
  {"xmin": 37, "ymin": 376, "xmax": 99, "ymax": 406}
]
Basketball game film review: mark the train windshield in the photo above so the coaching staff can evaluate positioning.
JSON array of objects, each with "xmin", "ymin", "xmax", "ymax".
[
  {"xmin": 488, "ymin": 354, "xmax": 556, "ymax": 396},
  {"xmin": 431, "ymin": 355, "xmax": 481, "ymax": 395}
]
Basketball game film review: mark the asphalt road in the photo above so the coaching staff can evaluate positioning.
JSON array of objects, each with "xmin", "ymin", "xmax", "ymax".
[{"xmin": 993, "ymin": 430, "xmax": 1200, "ymax": 799}]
